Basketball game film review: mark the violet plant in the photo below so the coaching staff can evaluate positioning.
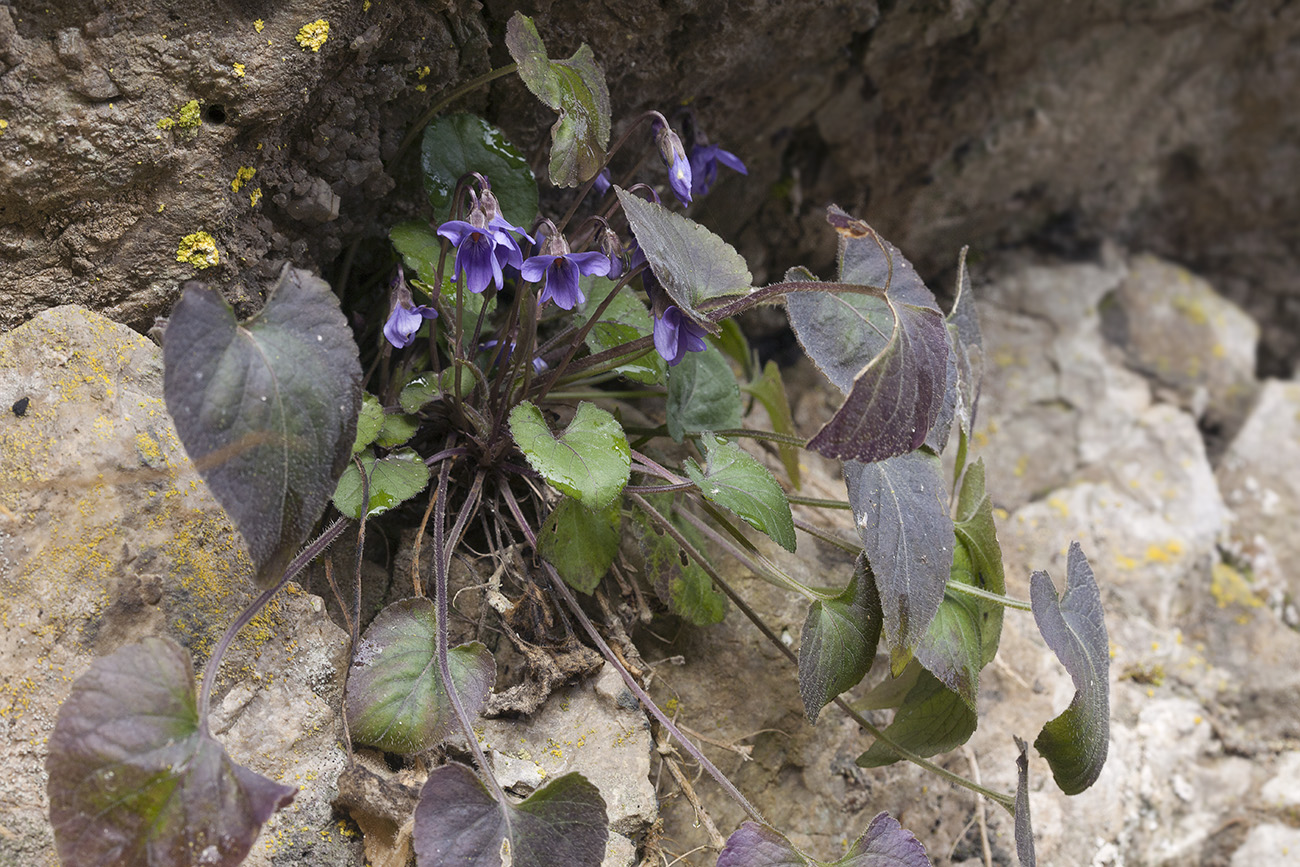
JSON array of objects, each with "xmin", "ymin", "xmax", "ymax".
[{"xmin": 44, "ymin": 13, "xmax": 1110, "ymax": 867}]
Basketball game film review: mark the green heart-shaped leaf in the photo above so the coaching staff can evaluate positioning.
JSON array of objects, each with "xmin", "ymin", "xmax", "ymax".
[
  {"xmin": 856, "ymin": 668, "xmax": 976, "ymax": 768},
  {"xmin": 332, "ymin": 447, "xmax": 431, "ymax": 519},
  {"xmin": 420, "ymin": 113, "xmax": 538, "ymax": 228},
  {"xmin": 538, "ymin": 498, "xmax": 621, "ymax": 594},
  {"xmin": 666, "ymin": 344, "xmax": 742, "ymax": 443},
  {"xmin": 508, "ymin": 401, "xmax": 630, "ymax": 509}
]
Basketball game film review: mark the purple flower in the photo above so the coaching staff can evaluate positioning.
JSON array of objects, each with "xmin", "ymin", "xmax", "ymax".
[
  {"xmin": 654, "ymin": 306, "xmax": 708, "ymax": 366},
  {"xmin": 688, "ymin": 143, "xmax": 747, "ymax": 198},
  {"xmin": 654, "ymin": 122, "xmax": 693, "ymax": 206},
  {"xmin": 592, "ymin": 168, "xmax": 612, "ymax": 196},
  {"xmin": 521, "ymin": 251, "xmax": 612, "ymax": 311},
  {"xmin": 383, "ymin": 280, "xmax": 438, "ymax": 349},
  {"xmin": 436, "ymin": 192, "xmax": 533, "ymax": 295}
]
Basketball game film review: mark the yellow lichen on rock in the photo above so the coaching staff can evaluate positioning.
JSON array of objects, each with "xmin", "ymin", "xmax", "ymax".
[
  {"xmin": 250, "ymin": 188, "xmax": 263, "ymax": 207},
  {"xmin": 233, "ymin": 62, "xmax": 246, "ymax": 78},
  {"xmin": 0, "ymin": 119, "xmax": 7, "ymax": 135},
  {"xmin": 254, "ymin": 18, "xmax": 265, "ymax": 33},
  {"xmin": 232, "ymin": 166, "xmax": 257, "ymax": 192},
  {"xmin": 296, "ymin": 19, "xmax": 330, "ymax": 52},
  {"xmin": 177, "ymin": 99, "xmax": 202, "ymax": 128},
  {"xmin": 177, "ymin": 231, "xmax": 220, "ymax": 269}
]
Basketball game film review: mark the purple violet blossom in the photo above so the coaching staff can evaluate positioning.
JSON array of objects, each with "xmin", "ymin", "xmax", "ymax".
[
  {"xmin": 653, "ymin": 305, "xmax": 708, "ymax": 366},
  {"xmin": 521, "ymin": 251, "xmax": 612, "ymax": 310},
  {"xmin": 436, "ymin": 192, "xmax": 532, "ymax": 295},
  {"xmin": 654, "ymin": 122, "xmax": 693, "ymax": 206},
  {"xmin": 383, "ymin": 275, "xmax": 438, "ymax": 349},
  {"xmin": 592, "ymin": 168, "xmax": 612, "ymax": 196},
  {"xmin": 688, "ymin": 143, "xmax": 747, "ymax": 198},
  {"xmin": 521, "ymin": 227, "xmax": 612, "ymax": 311}
]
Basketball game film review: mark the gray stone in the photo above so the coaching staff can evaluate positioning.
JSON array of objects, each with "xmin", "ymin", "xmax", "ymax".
[
  {"xmin": 1260, "ymin": 752, "xmax": 1300, "ymax": 808},
  {"xmin": 1101, "ymin": 254, "xmax": 1259, "ymax": 442},
  {"xmin": 1216, "ymin": 380, "xmax": 1300, "ymax": 605},
  {"xmin": 1231, "ymin": 823, "xmax": 1300, "ymax": 867},
  {"xmin": 0, "ymin": 306, "xmax": 359, "ymax": 866},
  {"xmin": 974, "ymin": 255, "xmax": 1153, "ymax": 511},
  {"xmin": 478, "ymin": 664, "xmax": 657, "ymax": 840}
]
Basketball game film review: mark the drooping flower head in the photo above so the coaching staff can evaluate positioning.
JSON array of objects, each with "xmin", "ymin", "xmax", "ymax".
[
  {"xmin": 520, "ymin": 225, "xmax": 612, "ymax": 311},
  {"xmin": 598, "ymin": 226, "xmax": 626, "ymax": 280},
  {"xmin": 382, "ymin": 265, "xmax": 438, "ymax": 349},
  {"xmin": 679, "ymin": 110, "xmax": 747, "ymax": 198},
  {"xmin": 653, "ymin": 305, "xmax": 709, "ymax": 367},
  {"xmin": 688, "ymin": 142, "xmax": 747, "ymax": 198},
  {"xmin": 632, "ymin": 242, "xmax": 709, "ymax": 366},
  {"xmin": 436, "ymin": 188, "xmax": 533, "ymax": 295},
  {"xmin": 653, "ymin": 120, "xmax": 693, "ymax": 206}
]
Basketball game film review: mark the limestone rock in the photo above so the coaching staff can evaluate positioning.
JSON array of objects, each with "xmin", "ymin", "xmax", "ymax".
[
  {"xmin": 478, "ymin": 664, "xmax": 658, "ymax": 840},
  {"xmin": 1216, "ymin": 379, "xmax": 1300, "ymax": 606},
  {"xmin": 0, "ymin": 306, "xmax": 358, "ymax": 866},
  {"xmin": 1101, "ymin": 254, "xmax": 1259, "ymax": 444}
]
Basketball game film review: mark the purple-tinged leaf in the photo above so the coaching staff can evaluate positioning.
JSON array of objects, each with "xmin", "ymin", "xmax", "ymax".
[
  {"xmin": 798, "ymin": 555, "xmax": 882, "ymax": 723},
  {"xmin": 164, "ymin": 265, "xmax": 362, "ymax": 587},
  {"xmin": 844, "ymin": 451, "xmax": 952, "ymax": 670},
  {"xmin": 913, "ymin": 460, "xmax": 1005, "ymax": 707},
  {"xmin": 1014, "ymin": 736, "xmax": 1037, "ymax": 866},
  {"xmin": 345, "ymin": 598, "xmax": 495, "ymax": 755},
  {"xmin": 505, "ymin": 13, "xmax": 610, "ymax": 186},
  {"xmin": 616, "ymin": 187, "xmax": 753, "ymax": 327},
  {"xmin": 1031, "ymin": 542, "xmax": 1110, "ymax": 795},
  {"xmin": 412, "ymin": 763, "xmax": 608, "ymax": 867},
  {"xmin": 857, "ymin": 669, "xmax": 976, "ymax": 768},
  {"xmin": 686, "ymin": 432, "xmax": 796, "ymax": 552},
  {"xmin": 923, "ymin": 339, "xmax": 958, "ymax": 455},
  {"xmin": 717, "ymin": 812, "xmax": 933, "ymax": 866},
  {"xmin": 717, "ymin": 823, "xmax": 806, "ymax": 867},
  {"xmin": 846, "ymin": 812, "xmax": 935, "ymax": 867},
  {"xmin": 46, "ymin": 637, "xmax": 296, "ymax": 867},
  {"xmin": 788, "ymin": 209, "xmax": 948, "ymax": 464},
  {"xmin": 803, "ymin": 301, "xmax": 948, "ymax": 463}
]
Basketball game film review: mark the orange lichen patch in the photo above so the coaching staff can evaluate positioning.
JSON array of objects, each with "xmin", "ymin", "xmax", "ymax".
[{"xmin": 296, "ymin": 19, "xmax": 329, "ymax": 52}]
